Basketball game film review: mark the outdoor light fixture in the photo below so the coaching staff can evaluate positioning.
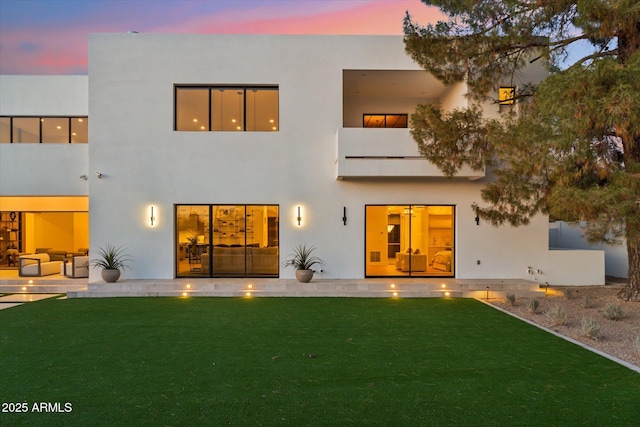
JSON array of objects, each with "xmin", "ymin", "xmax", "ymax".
[
  {"xmin": 297, "ymin": 206, "xmax": 302, "ymax": 226},
  {"xmin": 149, "ymin": 205, "xmax": 156, "ymax": 226},
  {"xmin": 149, "ymin": 205, "xmax": 157, "ymax": 227},
  {"xmin": 80, "ymin": 174, "xmax": 88, "ymax": 180},
  {"xmin": 342, "ymin": 206, "xmax": 347, "ymax": 225},
  {"xmin": 95, "ymin": 172, "xmax": 103, "ymax": 179}
]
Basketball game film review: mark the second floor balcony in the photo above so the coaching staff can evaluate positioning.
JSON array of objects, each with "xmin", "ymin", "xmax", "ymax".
[{"xmin": 335, "ymin": 127, "xmax": 485, "ymax": 180}]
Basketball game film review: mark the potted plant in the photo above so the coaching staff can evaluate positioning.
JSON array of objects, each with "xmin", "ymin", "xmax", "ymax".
[
  {"xmin": 91, "ymin": 244, "xmax": 132, "ymax": 283},
  {"xmin": 282, "ymin": 244, "xmax": 325, "ymax": 283}
]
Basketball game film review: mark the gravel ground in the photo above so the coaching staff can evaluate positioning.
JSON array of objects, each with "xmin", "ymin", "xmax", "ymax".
[{"xmin": 490, "ymin": 285, "xmax": 640, "ymax": 369}]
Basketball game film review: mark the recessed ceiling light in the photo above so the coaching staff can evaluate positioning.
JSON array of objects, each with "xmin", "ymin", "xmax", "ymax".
[
  {"xmin": 272, "ymin": 127, "xmax": 276, "ymax": 130},
  {"xmin": 269, "ymin": 119, "xmax": 274, "ymax": 123},
  {"xmin": 231, "ymin": 119, "xmax": 236, "ymax": 123},
  {"xmin": 236, "ymin": 126, "xmax": 241, "ymax": 130},
  {"xmin": 193, "ymin": 118, "xmax": 198, "ymax": 122},
  {"xmin": 56, "ymin": 126, "xmax": 62, "ymax": 129},
  {"xmin": 78, "ymin": 118, "xmax": 83, "ymax": 122}
]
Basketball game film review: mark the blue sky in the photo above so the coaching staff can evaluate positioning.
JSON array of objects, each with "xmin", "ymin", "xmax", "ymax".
[{"xmin": 0, "ymin": 0, "xmax": 442, "ymax": 74}]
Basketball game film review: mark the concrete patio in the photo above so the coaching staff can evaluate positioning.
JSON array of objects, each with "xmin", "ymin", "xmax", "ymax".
[{"xmin": 0, "ymin": 269, "xmax": 544, "ymax": 299}]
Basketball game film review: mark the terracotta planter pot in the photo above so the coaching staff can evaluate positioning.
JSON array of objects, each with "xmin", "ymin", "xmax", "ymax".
[
  {"xmin": 101, "ymin": 269, "xmax": 121, "ymax": 283},
  {"xmin": 295, "ymin": 269, "xmax": 314, "ymax": 283}
]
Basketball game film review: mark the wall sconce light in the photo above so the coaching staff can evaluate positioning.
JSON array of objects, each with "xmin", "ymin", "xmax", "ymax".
[
  {"xmin": 342, "ymin": 206, "xmax": 347, "ymax": 225},
  {"xmin": 149, "ymin": 205, "xmax": 156, "ymax": 226},
  {"xmin": 296, "ymin": 206, "xmax": 302, "ymax": 226},
  {"xmin": 472, "ymin": 203, "xmax": 480, "ymax": 225},
  {"xmin": 80, "ymin": 174, "xmax": 88, "ymax": 180}
]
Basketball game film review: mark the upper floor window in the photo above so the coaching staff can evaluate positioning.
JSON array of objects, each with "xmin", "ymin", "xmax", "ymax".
[
  {"xmin": 175, "ymin": 86, "xmax": 279, "ymax": 132},
  {"xmin": 0, "ymin": 116, "xmax": 88, "ymax": 143},
  {"xmin": 363, "ymin": 114, "xmax": 408, "ymax": 128},
  {"xmin": 498, "ymin": 86, "xmax": 516, "ymax": 113}
]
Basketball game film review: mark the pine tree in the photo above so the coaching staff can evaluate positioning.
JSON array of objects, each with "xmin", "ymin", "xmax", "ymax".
[{"xmin": 404, "ymin": 1, "xmax": 640, "ymax": 300}]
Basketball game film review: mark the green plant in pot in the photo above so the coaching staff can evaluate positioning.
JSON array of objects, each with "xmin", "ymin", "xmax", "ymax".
[
  {"xmin": 282, "ymin": 244, "xmax": 325, "ymax": 283},
  {"xmin": 91, "ymin": 244, "xmax": 132, "ymax": 283}
]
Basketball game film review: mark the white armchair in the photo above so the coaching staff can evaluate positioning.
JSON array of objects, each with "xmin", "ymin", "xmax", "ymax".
[{"xmin": 64, "ymin": 255, "xmax": 89, "ymax": 278}]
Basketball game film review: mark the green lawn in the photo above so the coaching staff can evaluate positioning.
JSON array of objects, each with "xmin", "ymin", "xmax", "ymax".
[{"xmin": 1, "ymin": 297, "xmax": 638, "ymax": 426}]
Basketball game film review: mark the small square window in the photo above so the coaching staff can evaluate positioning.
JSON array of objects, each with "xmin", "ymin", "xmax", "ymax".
[{"xmin": 499, "ymin": 87, "xmax": 516, "ymax": 105}]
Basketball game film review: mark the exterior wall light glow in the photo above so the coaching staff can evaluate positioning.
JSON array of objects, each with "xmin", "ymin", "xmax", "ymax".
[{"xmin": 297, "ymin": 206, "xmax": 302, "ymax": 226}]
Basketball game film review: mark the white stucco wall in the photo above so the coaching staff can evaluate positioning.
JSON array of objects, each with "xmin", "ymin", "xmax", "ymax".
[
  {"xmin": 84, "ymin": 34, "xmax": 561, "ymax": 282},
  {"xmin": 550, "ymin": 221, "xmax": 628, "ymax": 279},
  {"xmin": 0, "ymin": 75, "xmax": 89, "ymax": 196},
  {"xmin": 546, "ymin": 249, "xmax": 605, "ymax": 286}
]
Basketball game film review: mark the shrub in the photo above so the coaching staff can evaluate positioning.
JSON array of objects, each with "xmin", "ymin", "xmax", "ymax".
[
  {"xmin": 562, "ymin": 288, "xmax": 575, "ymax": 299},
  {"xmin": 602, "ymin": 303, "xmax": 624, "ymax": 321},
  {"xmin": 545, "ymin": 304, "xmax": 567, "ymax": 326},
  {"xmin": 527, "ymin": 298, "xmax": 541, "ymax": 314},
  {"xmin": 505, "ymin": 293, "xmax": 516, "ymax": 305},
  {"xmin": 581, "ymin": 317, "xmax": 600, "ymax": 340},
  {"xmin": 582, "ymin": 296, "xmax": 594, "ymax": 309}
]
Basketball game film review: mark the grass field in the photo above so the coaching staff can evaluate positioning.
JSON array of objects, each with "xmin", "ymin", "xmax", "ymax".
[{"xmin": 1, "ymin": 297, "xmax": 639, "ymax": 426}]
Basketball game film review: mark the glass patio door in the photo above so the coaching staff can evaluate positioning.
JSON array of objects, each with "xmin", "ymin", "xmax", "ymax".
[
  {"xmin": 175, "ymin": 204, "xmax": 279, "ymax": 278},
  {"xmin": 365, "ymin": 205, "xmax": 455, "ymax": 277}
]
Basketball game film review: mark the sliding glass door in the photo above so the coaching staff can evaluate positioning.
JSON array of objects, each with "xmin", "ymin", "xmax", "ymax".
[
  {"xmin": 365, "ymin": 205, "xmax": 454, "ymax": 277},
  {"xmin": 175, "ymin": 204, "xmax": 279, "ymax": 278}
]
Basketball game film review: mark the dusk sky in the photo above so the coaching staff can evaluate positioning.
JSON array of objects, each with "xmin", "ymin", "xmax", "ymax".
[{"xmin": 0, "ymin": 0, "xmax": 444, "ymax": 75}]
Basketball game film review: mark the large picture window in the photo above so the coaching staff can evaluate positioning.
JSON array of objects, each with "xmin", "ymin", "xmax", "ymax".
[
  {"xmin": 174, "ymin": 86, "xmax": 279, "ymax": 132},
  {"xmin": 175, "ymin": 204, "xmax": 279, "ymax": 278},
  {"xmin": 365, "ymin": 205, "xmax": 455, "ymax": 277}
]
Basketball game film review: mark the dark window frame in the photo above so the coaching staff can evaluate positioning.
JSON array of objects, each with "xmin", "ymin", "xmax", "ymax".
[
  {"xmin": 174, "ymin": 203, "xmax": 280, "ymax": 278},
  {"xmin": 362, "ymin": 114, "xmax": 408, "ymax": 128},
  {"xmin": 173, "ymin": 85, "xmax": 279, "ymax": 132},
  {"xmin": 0, "ymin": 116, "xmax": 88, "ymax": 143},
  {"xmin": 364, "ymin": 204, "xmax": 456, "ymax": 278}
]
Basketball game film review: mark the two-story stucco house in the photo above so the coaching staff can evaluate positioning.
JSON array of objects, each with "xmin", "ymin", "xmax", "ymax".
[{"xmin": 0, "ymin": 34, "xmax": 604, "ymax": 285}]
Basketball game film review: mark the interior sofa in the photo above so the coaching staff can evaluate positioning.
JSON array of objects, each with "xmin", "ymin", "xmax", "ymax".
[
  {"xmin": 18, "ymin": 253, "xmax": 63, "ymax": 277},
  {"xmin": 395, "ymin": 252, "xmax": 427, "ymax": 272},
  {"xmin": 201, "ymin": 246, "xmax": 279, "ymax": 275}
]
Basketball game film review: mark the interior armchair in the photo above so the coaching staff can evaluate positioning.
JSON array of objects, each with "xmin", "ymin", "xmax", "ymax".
[{"xmin": 64, "ymin": 255, "xmax": 89, "ymax": 278}]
